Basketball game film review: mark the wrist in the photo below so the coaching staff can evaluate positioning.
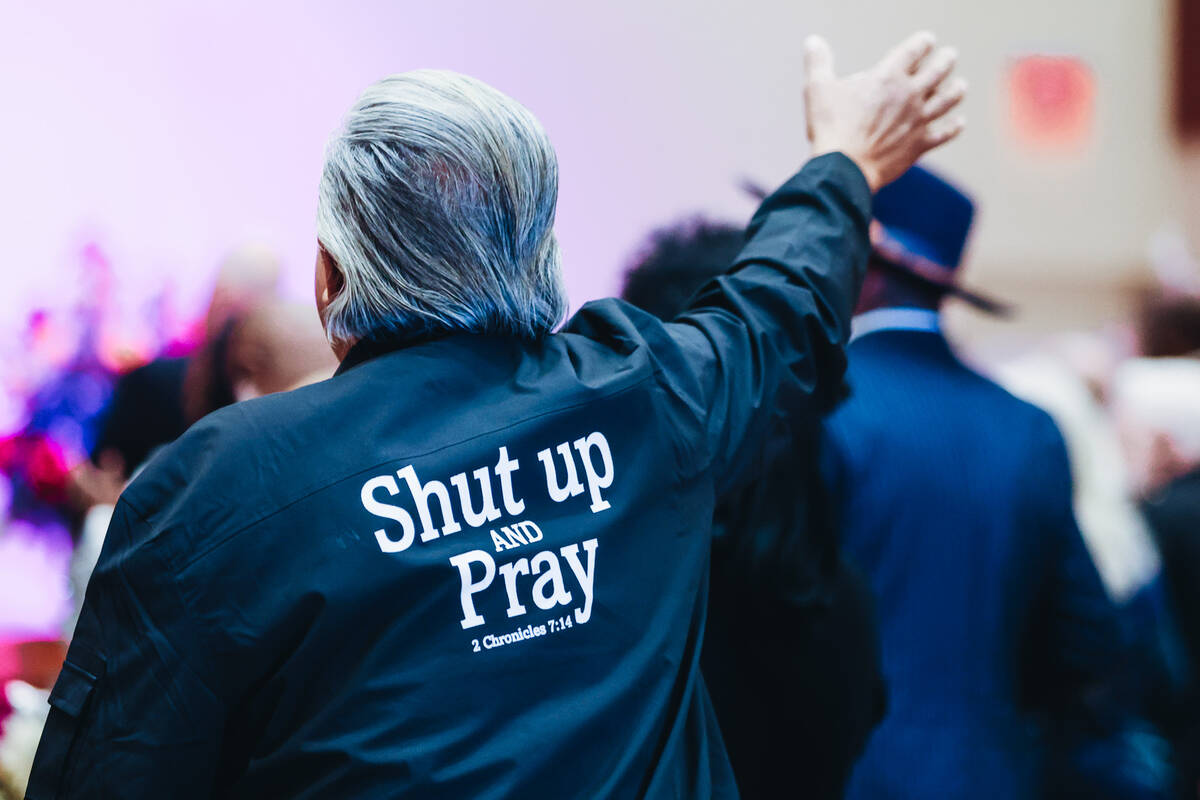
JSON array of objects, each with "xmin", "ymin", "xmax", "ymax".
[{"xmin": 809, "ymin": 147, "xmax": 880, "ymax": 192}]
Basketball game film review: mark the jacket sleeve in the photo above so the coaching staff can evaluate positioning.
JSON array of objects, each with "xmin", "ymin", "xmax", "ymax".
[
  {"xmin": 26, "ymin": 499, "xmax": 225, "ymax": 800},
  {"xmin": 651, "ymin": 152, "xmax": 870, "ymax": 493}
]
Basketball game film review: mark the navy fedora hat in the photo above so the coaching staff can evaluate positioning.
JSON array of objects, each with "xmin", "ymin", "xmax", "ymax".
[{"xmin": 871, "ymin": 164, "xmax": 1009, "ymax": 314}]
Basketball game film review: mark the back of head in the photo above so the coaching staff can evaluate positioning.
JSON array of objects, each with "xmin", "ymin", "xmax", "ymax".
[
  {"xmin": 857, "ymin": 255, "xmax": 947, "ymax": 313},
  {"xmin": 317, "ymin": 70, "xmax": 567, "ymax": 347},
  {"xmin": 228, "ymin": 301, "xmax": 339, "ymax": 399},
  {"xmin": 206, "ymin": 243, "xmax": 282, "ymax": 335},
  {"xmin": 620, "ymin": 218, "xmax": 745, "ymax": 320}
]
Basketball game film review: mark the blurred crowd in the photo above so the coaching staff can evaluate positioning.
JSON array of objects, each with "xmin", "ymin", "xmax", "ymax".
[
  {"xmin": 0, "ymin": 245, "xmax": 335, "ymax": 797},
  {"xmin": 2, "ymin": 117, "xmax": 1200, "ymax": 800}
]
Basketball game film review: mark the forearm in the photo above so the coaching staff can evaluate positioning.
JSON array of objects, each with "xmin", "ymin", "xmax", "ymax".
[
  {"xmin": 729, "ymin": 151, "xmax": 872, "ymax": 408},
  {"xmin": 665, "ymin": 152, "xmax": 870, "ymax": 493}
]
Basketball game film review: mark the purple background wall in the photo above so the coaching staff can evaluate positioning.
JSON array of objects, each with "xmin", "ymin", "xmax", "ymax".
[{"xmin": 2, "ymin": 1, "xmax": 799, "ymax": 340}]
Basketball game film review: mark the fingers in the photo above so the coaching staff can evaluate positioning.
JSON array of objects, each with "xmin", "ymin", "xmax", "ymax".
[
  {"xmin": 922, "ymin": 77, "xmax": 967, "ymax": 121},
  {"xmin": 914, "ymin": 46, "xmax": 959, "ymax": 94},
  {"xmin": 804, "ymin": 35, "xmax": 836, "ymax": 83},
  {"xmin": 922, "ymin": 115, "xmax": 967, "ymax": 150},
  {"xmin": 882, "ymin": 31, "xmax": 936, "ymax": 75}
]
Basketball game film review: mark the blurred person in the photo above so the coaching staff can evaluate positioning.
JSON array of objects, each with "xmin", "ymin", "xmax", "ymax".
[
  {"xmin": 621, "ymin": 218, "xmax": 886, "ymax": 799},
  {"xmin": 821, "ymin": 166, "xmax": 1124, "ymax": 800},
  {"xmin": 0, "ymin": 680, "xmax": 52, "ymax": 799},
  {"xmin": 202, "ymin": 244, "xmax": 283, "ymax": 342},
  {"xmin": 84, "ymin": 244, "xmax": 281, "ymax": 488},
  {"xmin": 1117, "ymin": 357, "xmax": 1200, "ymax": 796},
  {"xmin": 226, "ymin": 300, "xmax": 339, "ymax": 400},
  {"xmin": 0, "ymin": 299, "xmax": 336, "ymax": 799},
  {"xmin": 0, "ymin": 295, "xmax": 321, "ymax": 795},
  {"xmin": 1116, "ymin": 358, "xmax": 1200, "ymax": 499},
  {"xmin": 998, "ymin": 337, "xmax": 1177, "ymax": 798},
  {"xmin": 996, "ymin": 334, "xmax": 1160, "ymax": 606},
  {"xmin": 1136, "ymin": 293, "xmax": 1200, "ymax": 361},
  {"xmin": 28, "ymin": 34, "xmax": 967, "ymax": 799}
]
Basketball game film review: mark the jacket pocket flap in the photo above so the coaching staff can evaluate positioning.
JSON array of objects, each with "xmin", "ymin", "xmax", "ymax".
[{"xmin": 49, "ymin": 646, "xmax": 105, "ymax": 718}]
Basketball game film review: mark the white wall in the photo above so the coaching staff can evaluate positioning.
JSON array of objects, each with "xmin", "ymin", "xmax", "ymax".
[{"xmin": 0, "ymin": 0, "xmax": 1176, "ymax": 344}]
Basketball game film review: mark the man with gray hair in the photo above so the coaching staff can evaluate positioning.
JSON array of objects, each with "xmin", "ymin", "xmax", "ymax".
[{"xmin": 30, "ymin": 33, "xmax": 965, "ymax": 799}]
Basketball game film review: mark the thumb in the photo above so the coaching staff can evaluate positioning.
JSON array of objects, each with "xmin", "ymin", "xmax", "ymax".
[{"xmin": 804, "ymin": 35, "xmax": 836, "ymax": 83}]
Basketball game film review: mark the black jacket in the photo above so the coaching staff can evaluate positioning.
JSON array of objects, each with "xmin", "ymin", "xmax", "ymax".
[
  {"xmin": 28, "ymin": 153, "xmax": 871, "ymax": 799},
  {"xmin": 703, "ymin": 410, "xmax": 885, "ymax": 799}
]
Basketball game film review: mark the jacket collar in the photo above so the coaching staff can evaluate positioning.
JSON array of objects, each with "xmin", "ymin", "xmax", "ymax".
[
  {"xmin": 334, "ymin": 326, "xmax": 455, "ymax": 376},
  {"xmin": 850, "ymin": 307, "xmax": 940, "ymax": 343},
  {"xmin": 335, "ymin": 326, "xmax": 546, "ymax": 376}
]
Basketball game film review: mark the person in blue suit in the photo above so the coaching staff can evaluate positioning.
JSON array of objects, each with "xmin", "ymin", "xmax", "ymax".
[{"xmin": 823, "ymin": 166, "xmax": 1123, "ymax": 799}]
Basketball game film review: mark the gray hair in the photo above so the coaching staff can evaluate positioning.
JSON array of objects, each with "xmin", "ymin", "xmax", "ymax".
[{"xmin": 316, "ymin": 70, "xmax": 567, "ymax": 345}]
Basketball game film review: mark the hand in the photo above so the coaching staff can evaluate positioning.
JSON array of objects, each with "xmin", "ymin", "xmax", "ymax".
[
  {"xmin": 65, "ymin": 450, "xmax": 125, "ymax": 512},
  {"xmin": 804, "ymin": 32, "xmax": 966, "ymax": 192}
]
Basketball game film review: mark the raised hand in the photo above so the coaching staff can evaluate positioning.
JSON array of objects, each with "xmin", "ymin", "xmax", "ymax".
[{"xmin": 804, "ymin": 32, "xmax": 967, "ymax": 192}]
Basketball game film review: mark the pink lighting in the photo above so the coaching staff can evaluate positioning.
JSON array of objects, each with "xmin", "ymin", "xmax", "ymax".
[{"xmin": 0, "ymin": 521, "xmax": 71, "ymax": 640}]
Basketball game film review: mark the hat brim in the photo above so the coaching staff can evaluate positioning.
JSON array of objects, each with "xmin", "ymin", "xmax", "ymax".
[
  {"xmin": 874, "ymin": 255, "xmax": 1012, "ymax": 316},
  {"xmin": 871, "ymin": 223, "xmax": 1012, "ymax": 317},
  {"xmin": 739, "ymin": 177, "xmax": 1011, "ymax": 316}
]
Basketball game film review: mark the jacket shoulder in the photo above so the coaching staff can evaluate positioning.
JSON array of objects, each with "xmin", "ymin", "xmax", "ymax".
[
  {"xmin": 857, "ymin": 337, "xmax": 1066, "ymax": 421},
  {"xmin": 960, "ymin": 364, "xmax": 1069, "ymax": 448},
  {"xmin": 951, "ymin": 362, "xmax": 1075, "ymax": 484},
  {"xmin": 119, "ymin": 378, "xmax": 339, "ymax": 553},
  {"xmin": 828, "ymin": 338, "xmax": 1071, "ymax": 476}
]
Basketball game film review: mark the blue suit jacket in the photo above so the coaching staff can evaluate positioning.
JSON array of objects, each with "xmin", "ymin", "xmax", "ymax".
[{"xmin": 822, "ymin": 327, "xmax": 1120, "ymax": 800}]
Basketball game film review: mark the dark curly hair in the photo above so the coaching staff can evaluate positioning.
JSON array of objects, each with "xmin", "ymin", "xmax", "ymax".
[
  {"xmin": 620, "ymin": 212, "xmax": 841, "ymax": 597},
  {"xmin": 619, "ymin": 217, "xmax": 746, "ymax": 321}
]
